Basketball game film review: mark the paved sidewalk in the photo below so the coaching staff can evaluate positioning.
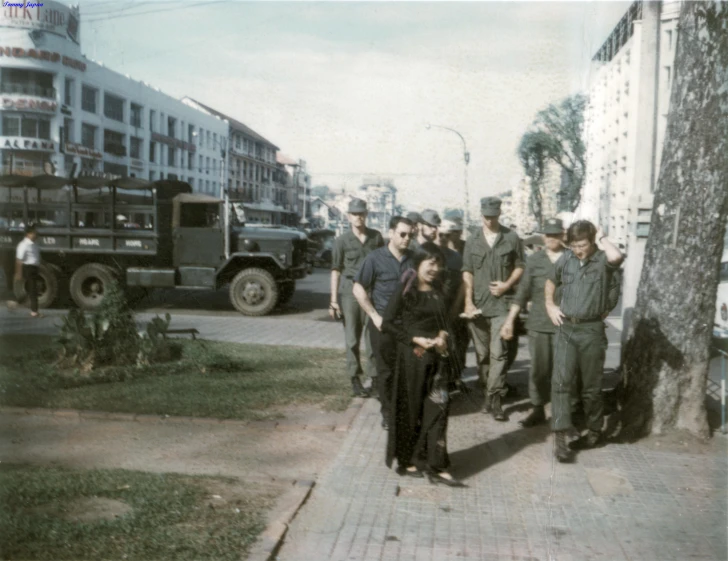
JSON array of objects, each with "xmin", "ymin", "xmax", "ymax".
[{"xmin": 278, "ymin": 325, "xmax": 727, "ymax": 561}]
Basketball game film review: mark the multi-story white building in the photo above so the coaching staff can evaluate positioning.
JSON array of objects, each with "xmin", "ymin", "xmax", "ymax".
[
  {"xmin": 579, "ymin": 0, "xmax": 680, "ymax": 315},
  {"xmin": 356, "ymin": 182, "xmax": 396, "ymax": 234},
  {"xmin": 182, "ymin": 98, "xmax": 293, "ymax": 225},
  {"xmin": 1, "ymin": 1, "xmax": 227, "ymax": 193}
]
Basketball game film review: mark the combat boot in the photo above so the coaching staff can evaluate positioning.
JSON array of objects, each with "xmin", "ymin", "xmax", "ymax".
[
  {"xmin": 554, "ymin": 431, "xmax": 571, "ymax": 463},
  {"xmin": 351, "ymin": 377, "xmax": 370, "ymax": 398},
  {"xmin": 491, "ymin": 394, "xmax": 507, "ymax": 421},
  {"xmin": 481, "ymin": 394, "xmax": 492, "ymax": 414},
  {"xmin": 519, "ymin": 405, "xmax": 546, "ymax": 427}
]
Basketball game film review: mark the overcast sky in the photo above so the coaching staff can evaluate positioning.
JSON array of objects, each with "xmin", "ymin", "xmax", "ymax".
[{"xmin": 81, "ymin": 0, "xmax": 631, "ymax": 215}]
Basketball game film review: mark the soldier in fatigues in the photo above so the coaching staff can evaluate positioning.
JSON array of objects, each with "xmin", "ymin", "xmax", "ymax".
[
  {"xmin": 330, "ymin": 198, "xmax": 384, "ymax": 397},
  {"xmin": 500, "ymin": 218, "xmax": 566, "ymax": 427},
  {"xmin": 462, "ymin": 197, "xmax": 525, "ymax": 421},
  {"xmin": 545, "ymin": 220, "xmax": 623, "ymax": 462}
]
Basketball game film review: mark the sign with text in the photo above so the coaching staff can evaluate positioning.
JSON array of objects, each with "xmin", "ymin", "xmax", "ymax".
[
  {"xmin": 1, "ymin": 96, "xmax": 57, "ymax": 113},
  {"xmin": 72, "ymin": 236, "xmax": 112, "ymax": 250},
  {"xmin": 64, "ymin": 141, "xmax": 102, "ymax": 159},
  {"xmin": 1, "ymin": 136, "xmax": 55, "ymax": 152},
  {"xmin": 1, "ymin": 1, "xmax": 80, "ymax": 45},
  {"xmin": 0, "ymin": 46, "xmax": 86, "ymax": 71}
]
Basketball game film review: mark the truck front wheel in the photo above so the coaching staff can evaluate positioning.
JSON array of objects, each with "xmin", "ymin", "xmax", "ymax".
[
  {"xmin": 70, "ymin": 263, "xmax": 116, "ymax": 310},
  {"xmin": 13, "ymin": 262, "xmax": 59, "ymax": 309},
  {"xmin": 229, "ymin": 268, "xmax": 279, "ymax": 316}
]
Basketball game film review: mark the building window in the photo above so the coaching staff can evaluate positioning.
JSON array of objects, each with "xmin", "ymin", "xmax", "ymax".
[
  {"xmin": 206, "ymin": 156, "xmax": 210, "ymax": 174},
  {"xmin": 206, "ymin": 130, "xmax": 211, "ymax": 148},
  {"xmin": 104, "ymin": 93, "xmax": 124, "ymax": 122},
  {"xmin": 149, "ymin": 141, "xmax": 157, "ymax": 163},
  {"xmin": 130, "ymin": 137, "xmax": 143, "ymax": 159},
  {"xmin": 188, "ymin": 124, "xmax": 194, "ymax": 143},
  {"xmin": 64, "ymin": 78, "xmax": 74, "ymax": 106},
  {"xmin": 188, "ymin": 151, "xmax": 194, "ymax": 170},
  {"xmin": 81, "ymin": 85, "xmax": 97, "ymax": 113},
  {"xmin": 2, "ymin": 115, "xmax": 20, "ymax": 136},
  {"xmin": 81, "ymin": 123, "xmax": 97, "ymax": 149},
  {"xmin": 11, "ymin": 116, "xmax": 51, "ymax": 139},
  {"xmin": 167, "ymin": 116, "xmax": 176, "ymax": 138},
  {"xmin": 198, "ymin": 154, "xmax": 202, "ymax": 172},
  {"xmin": 149, "ymin": 110, "xmax": 156, "ymax": 132},
  {"xmin": 168, "ymin": 146, "xmax": 176, "ymax": 167},
  {"xmin": 104, "ymin": 129, "xmax": 126, "ymax": 157},
  {"xmin": 63, "ymin": 117, "xmax": 73, "ymax": 143},
  {"xmin": 665, "ymin": 66, "xmax": 672, "ymax": 91},
  {"xmin": 131, "ymin": 103, "xmax": 143, "ymax": 128}
]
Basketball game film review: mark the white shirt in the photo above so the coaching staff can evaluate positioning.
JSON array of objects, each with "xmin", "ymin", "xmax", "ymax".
[
  {"xmin": 484, "ymin": 230, "xmax": 498, "ymax": 248},
  {"xmin": 16, "ymin": 237, "xmax": 41, "ymax": 266}
]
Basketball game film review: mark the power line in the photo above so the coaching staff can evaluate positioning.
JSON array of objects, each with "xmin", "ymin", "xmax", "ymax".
[{"xmin": 84, "ymin": 1, "xmax": 231, "ymax": 23}]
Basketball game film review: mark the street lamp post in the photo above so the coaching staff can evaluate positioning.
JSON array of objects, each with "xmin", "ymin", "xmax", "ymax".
[{"xmin": 426, "ymin": 124, "xmax": 471, "ymax": 229}]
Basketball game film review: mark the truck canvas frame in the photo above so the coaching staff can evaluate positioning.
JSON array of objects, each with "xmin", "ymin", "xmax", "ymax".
[{"xmin": 0, "ymin": 175, "xmax": 307, "ymax": 316}]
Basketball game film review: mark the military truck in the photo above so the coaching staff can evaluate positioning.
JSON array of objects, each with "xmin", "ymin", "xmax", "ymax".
[{"xmin": 0, "ymin": 176, "xmax": 307, "ymax": 316}]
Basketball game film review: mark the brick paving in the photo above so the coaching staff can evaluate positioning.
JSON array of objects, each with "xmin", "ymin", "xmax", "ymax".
[{"xmin": 277, "ymin": 322, "xmax": 728, "ymax": 561}]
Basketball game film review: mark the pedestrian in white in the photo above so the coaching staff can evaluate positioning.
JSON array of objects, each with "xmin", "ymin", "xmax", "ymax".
[{"xmin": 11, "ymin": 223, "xmax": 42, "ymax": 317}]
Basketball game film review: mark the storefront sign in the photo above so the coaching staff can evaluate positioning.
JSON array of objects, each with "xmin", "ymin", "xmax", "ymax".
[
  {"xmin": 64, "ymin": 141, "xmax": 102, "ymax": 159},
  {"xmin": 1, "ymin": 0, "xmax": 80, "ymax": 45},
  {"xmin": 1, "ymin": 136, "xmax": 55, "ymax": 152},
  {"xmin": 1, "ymin": 97, "xmax": 57, "ymax": 112},
  {"xmin": 151, "ymin": 132, "xmax": 196, "ymax": 153},
  {"xmin": 0, "ymin": 46, "xmax": 86, "ymax": 71}
]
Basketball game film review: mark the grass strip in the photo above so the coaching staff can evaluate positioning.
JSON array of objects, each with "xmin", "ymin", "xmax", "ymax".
[
  {"xmin": 0, "ymin": 335, "xmax": 352, "ymax": 420},
  {"xmin": 0, "ymin": 464, "xmax": 277, "ymax": 561}
]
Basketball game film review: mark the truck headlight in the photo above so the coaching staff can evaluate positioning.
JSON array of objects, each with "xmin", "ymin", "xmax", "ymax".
[{"xmin": 278, "ymin": 253, "xmax": 287, "ymax": 265}]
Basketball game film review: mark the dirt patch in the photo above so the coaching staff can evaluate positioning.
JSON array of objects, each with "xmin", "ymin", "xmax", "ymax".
[
  {"xmin": 64, "ymin": 497, "xmax": 133, "ymax": 522},
  {"xmin": 29, "ymin": 497, "xmax": 133, "ymax": 523}
]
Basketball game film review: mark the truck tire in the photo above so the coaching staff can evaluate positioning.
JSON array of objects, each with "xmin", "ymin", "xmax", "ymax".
[
  {"xmin": 13, "ymin": 262, "xmax": 59, "ymax": 309},
  {"xmin": 69, "ymin": 263, "xmax": 117, "ymax": 310},
  {"xmin": 278, "ymin": 281, "xmax": 295, "ymax": 306},
  {"xmin": 229, "ymin": 267, "xmax": 279, "ymax": 316}
]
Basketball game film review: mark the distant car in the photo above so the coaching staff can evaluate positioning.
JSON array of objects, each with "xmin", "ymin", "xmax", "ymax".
[{"xmin": 715, "ymin": 250, "xmax": 728, "ymax": 339}]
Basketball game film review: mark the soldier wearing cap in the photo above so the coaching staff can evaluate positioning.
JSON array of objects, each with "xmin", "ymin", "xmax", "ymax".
[
  {"xmin": 330, "ymin": 197, "xmax": 385, "ymax": 397},
  {"xmin": 411, "ymin": 209, "xmax": 441, "ymax": 251},
  {"xmin": 500, "ymin": 217, "xmax": 567, "ymax": 429},
  {"xmin": 406, "ymin": 212, "xmax": 422, "ymax": 246},
  {"xmin": 461, "ymin": 196, "xmax": 525, "ymax": 421},
  {"xmin": 545, "ymin": 220, "xmax": 623, "ymax": 462},
  {"xmin": 438, "ymin": 218, "xmax": 465, "ymax": 255}
]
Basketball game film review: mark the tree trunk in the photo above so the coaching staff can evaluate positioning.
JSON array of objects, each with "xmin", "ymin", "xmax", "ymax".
[{"xmin": 620, "ymin": 1, "xmax": 728, "ymax": 440}]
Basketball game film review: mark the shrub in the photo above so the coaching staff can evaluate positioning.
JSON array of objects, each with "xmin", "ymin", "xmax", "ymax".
[{"xmin": 57, "ymin": 281, "xmax": 172, "ymax": 373}]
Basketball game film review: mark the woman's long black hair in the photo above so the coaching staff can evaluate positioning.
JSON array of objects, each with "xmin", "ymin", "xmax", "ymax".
[{"xmin": 401, "ymin": 241, "xmax": 446, "ymax": 299}]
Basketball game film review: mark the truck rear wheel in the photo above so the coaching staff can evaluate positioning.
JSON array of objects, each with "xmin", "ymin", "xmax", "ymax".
[
  {"xmin": 70, "ymin": 263, "xmax": 116, "ymax": 310},
  {"xmin": 13, "ymin": 262, "xmax": 59, "ymax": 309},
  {"xmin": 229, "ymin": 268, "xmax": 279, "ymax": 316}
]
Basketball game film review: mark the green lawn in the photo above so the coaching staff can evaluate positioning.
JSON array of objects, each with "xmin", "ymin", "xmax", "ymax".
[
  {"xmin": 0, "ymin": 464, "xmax": 276, "ymax": 561},
  {"xmin": 0, "ymin": 335, "xmax": 351, "ymax": 420}
]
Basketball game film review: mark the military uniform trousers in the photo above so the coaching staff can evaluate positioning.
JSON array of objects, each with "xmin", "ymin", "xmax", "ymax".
[
  {"xmin": 340, "ymin": 277, "xmax": 376, "ymax": 380},
  {"xmin": 468, "ymin": 314, "xmax": 509, "ymax": 397},
  {"xmin": 551, "ymin": 320, "xmax": 607, "ymax": 432}
]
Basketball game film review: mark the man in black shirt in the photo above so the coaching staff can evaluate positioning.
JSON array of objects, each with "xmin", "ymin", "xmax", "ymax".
[{"xmin": 354, "ymin": 216, "xmax": 414, "ymax": 427}]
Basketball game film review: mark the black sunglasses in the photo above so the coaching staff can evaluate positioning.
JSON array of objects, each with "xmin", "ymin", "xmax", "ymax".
[{"xmin": 398, "ymin": 232, "xmax": 415, "ymax": 239}]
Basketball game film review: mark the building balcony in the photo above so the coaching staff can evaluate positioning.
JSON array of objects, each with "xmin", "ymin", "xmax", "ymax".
[
  {"xmin": 104, "ymin": 143, "xmax": 127, "ymax": 157},
  {"xmin": 0, "ymin": 82, "xmax": 56, "ymax": 99}
]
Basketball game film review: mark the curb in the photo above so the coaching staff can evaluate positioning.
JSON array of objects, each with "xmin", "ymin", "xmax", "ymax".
[
  {"xmin": 246, "ymin": 480, "xmax": 316, "ymax": 561},
  {"xmin": 0, "ymin": 399, "xmax": 366, "ymax": 433}
]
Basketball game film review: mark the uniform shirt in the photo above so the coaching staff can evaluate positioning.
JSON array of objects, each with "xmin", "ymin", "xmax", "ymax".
[
  {"xmin": 354, "ymin": 246, "xmax": 413, "ymax": 314},
  {"xmin": 441, "ymin": 246, "xmax": 463, "ymax": 308},
  {"xmin": 549, "ymin": 249, "xmax": 621, "ymax": 320},
  {"xmin": 331, "ymin": 228, "xmax": 384, "ymax": 279},
  {"xmin": 16, "ymin": 237, "xmax": 41, "ymax": 266},
  {"xmin": 462, "ymin": 225, "xmax": 525, "ymax": 317},
  {"xmin": 514, "ymin": 250, "xmax": 562, "ymax": 333}
]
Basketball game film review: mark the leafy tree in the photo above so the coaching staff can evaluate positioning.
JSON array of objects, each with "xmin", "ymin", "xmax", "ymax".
[
  {"xmin": 310, "ymin": 185, "xmax": 331, "ymax": 199},
  {"xmin": 619, "ymin": 1, "xmax": 728, "ymax": 440},
  {"xmin": 518, "ymin": 94, "xmax": 587, "ymax": 226}
]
